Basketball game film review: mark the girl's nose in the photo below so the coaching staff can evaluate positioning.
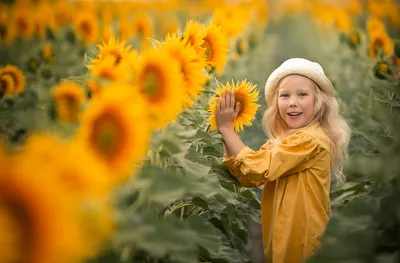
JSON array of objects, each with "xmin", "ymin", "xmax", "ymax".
[{"xmin": 289, "ymin": 99, "xmax": 298, "ymax": 107}]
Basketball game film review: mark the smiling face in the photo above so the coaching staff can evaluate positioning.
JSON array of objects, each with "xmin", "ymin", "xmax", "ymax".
[{"xmin": 277, "ymin": 75, "xmax": 316, "ymax": 129}]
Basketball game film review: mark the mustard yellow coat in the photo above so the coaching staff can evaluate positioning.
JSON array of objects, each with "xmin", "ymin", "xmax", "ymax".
[{"xmin": 222, "ymin": 122, "xmax": 331, "ymax": 263}]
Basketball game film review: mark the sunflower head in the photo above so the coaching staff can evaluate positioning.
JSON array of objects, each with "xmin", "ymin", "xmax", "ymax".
[
  {"xmin": 74, "ymin": 12, "xmax": 99, "ymax": 44},
  {"xmin": 0, "ymin": 149, "xmax": 87, "ymax": 263},
  {"xmin": 89, "ymin": 35, "xmax": 133, "ymax": 68},
  {"xmin": 159, "ymin": 34, "xmax": 207, "ymax": 107},
  {"xmin": 14, "ymin": 7, "xmax": 34, "ymax": 39},
  {"xmin": 52, "ymin": 81, "xmax": 86, "ymax": 123},
  {"xmin": 366, "ymin": 17, "xmax": 386, "ymax": 34},
  {"xmin": 41, "ymin": 43, "xmax": 55, "ymax": 63},
  {"xmin": 0, "ymin": 65, "xmax": 26, "ymax": 95},
  {"xmin": 369, "ymin": 31, "xmax": 394, "ymax": 59},
  {"xmin": 208, "ymin": 79, "xmax": 260, "ymax": 132},
  {"xmin": 89, "ymin": 56, "xmax": 132, "ymax": 83},
  {"xmin": 201, "ymin": 21, "xmax": 229, "ymax": 73},
  {"xmin": 182, "ymin": 20, "xmax": 207, "ymax": 57},
  {"xmin": 77, "ymin": 84, "xmax": 150, "ymax": 177},
  {"xmin": 135, "ymin": 48, "xmax": 185, "ymax": 129},
  {"xmin": 132, "ymin": 13, "xmax": 153, "ymax": 39}
]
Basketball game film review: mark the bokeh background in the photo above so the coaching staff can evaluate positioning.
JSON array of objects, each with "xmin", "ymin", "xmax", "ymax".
[{"xmin": 0, "ymin": 0, "xmax": 399, "ymax": 263}]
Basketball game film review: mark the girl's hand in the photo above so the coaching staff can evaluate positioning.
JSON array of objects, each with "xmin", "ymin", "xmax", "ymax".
[{"xmin": 215, "ymin": 90, "xmax": 240, "ymax": 131}]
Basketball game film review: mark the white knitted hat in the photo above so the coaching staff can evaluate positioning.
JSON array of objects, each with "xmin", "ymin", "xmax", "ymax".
[{"xmin": 264, "ymin": 58, "xmax": 335, "ymax": 106}]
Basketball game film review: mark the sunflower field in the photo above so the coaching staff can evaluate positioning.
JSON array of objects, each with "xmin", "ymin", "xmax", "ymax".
[{"xmin": 0, "ymin": 0, "xmax": 399, "ymax": 262}]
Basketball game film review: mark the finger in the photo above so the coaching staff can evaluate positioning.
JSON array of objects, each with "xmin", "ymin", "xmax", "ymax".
[
  {"xmin": 221, "ymin": 92, "xmax": 226, "ymax": 109},
  {"xmin": 225, "ymin": 90, "xmax": 231, "ymax": 108},
  {"xmin": 230, "ymin": 90, "xmax": 235, "ymax": 108},
  {"xmin": 234, "ymin": 102, "xmax": 240, "ymax": 116},
  {"xmin": 216, "ymin": 99, "xmax": 221, "ymax": 112}
]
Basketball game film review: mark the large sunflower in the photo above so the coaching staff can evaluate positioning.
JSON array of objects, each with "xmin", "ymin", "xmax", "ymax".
[
  {"xmin": 16, "ymin": 134, "xmax": 114, "ymax": 255},
  {"xmin": 201, "ymin": 22, "xmax": 229, "ymax": 73},
  {"xmin": 0, "ymin": 65, "xmax": 26, "ymax": 95},
  {"xmin": 369, "ymin": 31, "xmax": 394, "ymax": 59},
  {"xmin": 158, "ymin": 34, "xmax": 207, "ymax": 107},
  {"xmin": 208, "ymin": 80, "xmax": 260, "ymax": 132},
  {"xmin": 0, "ymin": 148, "xmax": 86, "ymax": 263},
  {"xmin": 135, "ymin": 49, "xmax": 185, "ymax": 129},
  {"xmin": 52, "ymin": 81, "xmax": 86, "ymax": 123},
  {"xmin": 74, "ymin": 11, "xmax": 99, "ymax": 44},
  {"xmin": 77, "ymin": 84, "xmax": 150, "ymax": 178}
]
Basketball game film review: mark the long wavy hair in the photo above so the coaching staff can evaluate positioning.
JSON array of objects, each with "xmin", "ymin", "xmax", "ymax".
[{"xmin": 262, "ymin": 80, "xmax": 350, "ymax": 184}]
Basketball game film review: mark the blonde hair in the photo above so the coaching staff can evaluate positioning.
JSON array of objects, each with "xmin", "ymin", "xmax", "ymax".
[{"xmin": 262, "ymin": 80, "xmax": 350, "ymax": 184}]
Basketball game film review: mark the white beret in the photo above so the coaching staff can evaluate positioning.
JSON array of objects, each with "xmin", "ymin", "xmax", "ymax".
[{"xmin": 264, "ymin": 58, "xmax": 335, "ymax": 106}]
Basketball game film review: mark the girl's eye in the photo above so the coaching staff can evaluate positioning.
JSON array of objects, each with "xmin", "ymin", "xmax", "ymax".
[
  {"xmin": 279, "ymin": 94, "xmax": 289, "ymax": 98},
  {"xmin": 299, "ymin": 92, "xmax": 308, "ymax": 96}
]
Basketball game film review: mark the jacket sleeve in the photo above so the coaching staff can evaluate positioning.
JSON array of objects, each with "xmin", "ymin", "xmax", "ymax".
[{"xmin": 222, "ymin": 132, "xmax": 321, "ymax": 187}]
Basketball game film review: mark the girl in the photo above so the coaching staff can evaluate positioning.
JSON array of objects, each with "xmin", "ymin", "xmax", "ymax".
[{"xmin": 216, "ymin": 58, "xmax": 350, "ymax": 263}]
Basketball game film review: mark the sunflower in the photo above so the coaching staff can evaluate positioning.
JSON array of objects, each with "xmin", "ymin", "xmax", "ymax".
[
  {"xmin": 53, "ymin": 1, "xmax": 74, "ymax": 29},
  {"xmin": 13, "ymin": 7, "xmax": 34, "ymax": 39},
  {"xmin": 0, "ymin": 65, "xmax": 26, "ymax": 95},
  {"xmin": 208, "ymin": 80, "xmax": 260, "ymax": 132},
  {"xmin": 158, "ymin": 34, "xmax": 207, "ymax": 107},
  {"xmin": 77, "ymin": 84, "xmax": 150, "ymax": 177},
  {"xmin": 182, "ymin": 20, "xmax": 207, "ymax": 58},
  {"xmin": 101, "ymin": 24, "xmax": 116, "ymax": 44},
  {"xmin": 132, "ymin": 13, "xmax": 153, "ymax": 40},
  {"xmin": 52, "ymin": 81, "xmax": 86, "ymax": 123},
  {"xmin": 41, "ymin": 43, "xmax": 55, "ymax": 63},
  {"xmin": 212, "ymin": 6, "xmax": 250, "ymax": 38},
  {"xmin": 346, "ymin": 0, "xmax": 362, "ymax": 15},
  {"xmin": 0, "ymin": 7, "xmax": 15, "ymax": 46},
  {"xmin": 74, "ymin": 11, "xmax": 99, "ymax": 44},
  {"xmin": 369, "ymin": 31, "xmax": 394, "ymax": 59},
  {"xmin": 33, "ymin": 4, "xmax": 56, "ymax": 40},
  {"xmin": 366, "ymin": 17, "xmax": 386, "ymax": 34},
  {"xmin": 0, "ymin": 150, "xmax": 86, "ymax": 263},
  {"xmin": 201, "ymin": 22, "xmax": 229, "ymax": 73},
  {"xmin": 89, "ymin": 35, "xmax": 134, "ymax": 69},
  {"xmin": 334, "ymin": 10, "xmax": 352, "ymax": 33},
  {"xmin": 135, "ymin": 49, "xmax": 185, "ymax": 129}
]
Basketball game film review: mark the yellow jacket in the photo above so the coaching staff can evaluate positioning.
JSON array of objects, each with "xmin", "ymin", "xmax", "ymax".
[{"xmin": 222, "ymin": 122, "xmax": 331, "ymax": 263}]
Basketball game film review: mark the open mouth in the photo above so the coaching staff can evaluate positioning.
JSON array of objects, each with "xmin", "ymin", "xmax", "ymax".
[{"xmin": 287, "ymin": 112, "xmax": 302, "ymax": 116}]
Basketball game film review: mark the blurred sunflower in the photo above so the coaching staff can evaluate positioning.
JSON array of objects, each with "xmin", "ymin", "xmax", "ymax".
[
  {"xmin": 346, "ymin": 0, "xmax": 362, "ymax": 15},
  {"xmin": 366, "ymin": 17, "xmax": 386, "ymax": 34},
  {"xmin": 0, "ymin": 65, "xmax": 26, "ymax": 95},
  {"xmin": 53, "ymin": 1, "xmax": 73, "ymax": 29},
  {"xmin": 159, "ymin": 34, "xmax": 207, "ymax": 107},
  {"xmin": 208, "ymin": 80, "xmax": 260, "ymax": 132},
  {"xmin": 74, "ymin": 12, "xmax": 99, "ymax": 44},
  {"xmin": 41, "ymin": 43, "xmax": 55, "ymax": 63},
  {"xmin": 101, "ymin": 24, "xmax": 116, "ymax": 44},
  {"xmin": 52, "ymin": 81, "xmax": 86, "ymax": 123},
  {"xmin": 212, "ymin": 6, "xmax": 250, "ymax": 38},
  {"xmin": 77, "ymin": 84, "xmax": 150, "ymax": 177},
  {"xmin": 182, "ymin": 20, "xmax": 206, "ymax": 58},
  {"xmin": 118, "ymin": 17, "xmax": 131, "ymax": 41},
  {"xmin": 132, "ymin": 13, "xmax": 153, "ymax": 40},
  {"xmin": 369, "ymin": 31, "xmax": 394, "ymax": 58},
  {"xmin": 33, "ymin": 4, "xmax": 56, "ymax": 40},
  {"xmin": 135, "ymin": 49, "xmax": 185, "ymax": 129},
  {"xmin": 0, "ymin": 7, "xmax": 15, "ymax": 46},
  {"xmin": 201, "ymin": 22, "xmax": 229, "ymax": 73},
  {"xmin": 0, "ymin": 151, "xmax": 86, "ymax": 263},
  {"xmin": 13, "ymin": 7, "xmax": 34, "ymax": 39},
  {"xmin": 334, "ymin": 10, "xmax": 352, "ymax": 33}
]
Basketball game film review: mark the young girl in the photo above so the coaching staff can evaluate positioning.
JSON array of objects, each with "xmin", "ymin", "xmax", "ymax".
[{"xmin": 216, "ymin": 58, "xmax": 350, "ymax": 263}]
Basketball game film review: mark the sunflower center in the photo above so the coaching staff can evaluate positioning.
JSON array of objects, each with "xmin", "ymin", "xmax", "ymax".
[
  {"xmin": 142, "ymin": 68, "xmax": 163, "ymax": 102},
  {"xmin": 202, "ymin": 39, "xmax": 213, "ymax": 60},
  {"xmin": 0, "ymin": 23, "xmax": 7, "ymax": 39},
  {"xmin": 17, "ymin": 18, "xmax": 28, "ymax": 32},
  {"xmin": 105, "ymin": 52, "xmax": 122, "ymax": 65},
  {"xmin": 91, "ymin": 111, "xmax": 123, "ymax": 160},
  {"xmin": 378, "ymin": 63, "xmax": 389, "ymax": 73},
  {"xmin": 80, "ymin": 21, "xmax": 92, "ymax": 35},
  {"xmin": 0, "ymin": 75, "xmax": 14, "ymax": 95}
]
